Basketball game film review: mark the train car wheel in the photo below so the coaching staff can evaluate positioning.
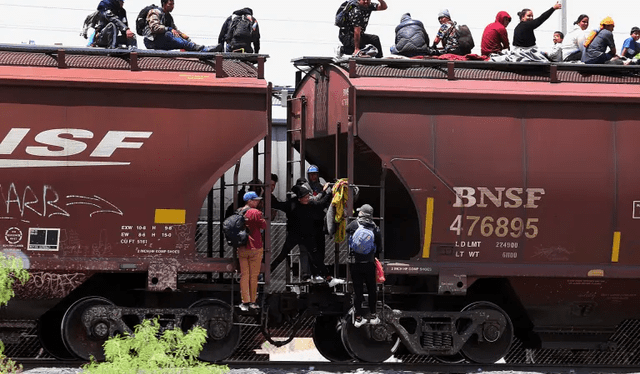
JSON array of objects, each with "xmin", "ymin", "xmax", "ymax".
[
  {"xmin": 38, "ymin": 309, "xmax": 77, "ymax": 360},
  {"xmin": 189, "ymin": 299, "xmax": 240, "ymax": 362},
  {"xmin": 61, "ymin": 296, "xmax": 116, "ymax": 361},
  {"xmin": 340, "ymin": 308, "xmax": 400, "ymax": 363},
  {"xmin": 312, "ymin": 315, "xmax": 353, "ymax": 362},
  {"xmin": 459, "ymin": 301, "xmax": 513, "ymax": 364}
]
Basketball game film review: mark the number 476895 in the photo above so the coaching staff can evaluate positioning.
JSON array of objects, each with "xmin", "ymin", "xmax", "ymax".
[{"xmin": 449, "ymin": 215, "xmax": 539, "ymax": 239}]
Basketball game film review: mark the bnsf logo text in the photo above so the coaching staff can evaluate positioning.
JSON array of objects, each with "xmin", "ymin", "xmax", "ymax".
[
  {"xmin": 0, "ymin": 128, "xmax": 152, "ymax": 168},
  {"xmin": 453, "ymin": 187, "xmax": 545, "ymax": 209}
]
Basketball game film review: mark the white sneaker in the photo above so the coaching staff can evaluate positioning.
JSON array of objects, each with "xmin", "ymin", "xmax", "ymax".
[
  {"xmin": 238, "ymin": 303, "xmax": 249, "ymax": 312},
  {"xmin": 353, "ymin": 316, "xmax": 365, "ymax": 328},
  {"xmin": 368, "ymin": 315, "xmax": 380, "ymax": 325},
  {"xmin": 312, "ymin": 275, "xmax": 325, "ymax": 284},
  {"xmin": 328, "ymin": 278, "xmax": 346, "ymax": 287}
]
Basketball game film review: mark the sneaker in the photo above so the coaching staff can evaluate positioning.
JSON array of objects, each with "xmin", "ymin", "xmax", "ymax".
[
  {"xmin": 301, "ymin": 274, "xmax": 311, "ymax": 283},
  {"xmin": 249, "ymin": 303, "xmax": 260, "ymax": 310},
  {"xmin": 328, "ymin": 278, "xmax": 346, "ymax": 287},
  {"xmin": 312, "ymin": 275, "xmax": 325, "ymax": 284},
  {"xmin": 353, "ymin": 316, "xmax": 365, "ymax": 328},
  {"xmin": 335, "ymin": 45, "xmax": 344, "ymax": 58},
  {"xmin": 368, "ymin": 314, "xmax": 381, "ymax": 325},
  {"xmin": 238, "ymin": 303, "xmax": 249, "ymax": 312}
]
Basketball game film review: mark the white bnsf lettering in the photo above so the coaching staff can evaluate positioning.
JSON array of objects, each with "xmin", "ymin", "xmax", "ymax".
[
  {"xmin": 0, "ymin": 128, "xmax": 152, "ymax": 168},
  {"xmin": 453, "ymin": 187, "xmax": 545, "ymax": 209}
]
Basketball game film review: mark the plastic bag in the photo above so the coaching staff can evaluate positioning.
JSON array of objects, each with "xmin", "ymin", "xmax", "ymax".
[{"xmin": 375, "ymin": 258, "xmax": 385, "ymax": 284}]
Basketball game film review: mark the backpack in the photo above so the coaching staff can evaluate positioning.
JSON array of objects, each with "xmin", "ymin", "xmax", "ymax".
[
  {"xmin": 584, "ymin": 29, "xmax": 600, "ymax": 49},
  {"xmin": 136, "ymin": 4, "xmax": 160, "ymax": 36},
  {"xmin": 81, "ymin": 10, "xmax": 103, "ymax": 38},
  {"xmin": 335, "ymin": 0, "xmax": 357, "ymax": 28},
  {"xmin": 229, "ymin": 14, "xmax": 254, "ymax": 42},
  {"xmin": 349, "ymin": 223, "xmax": 376, "ymax": 255},
  {"xmin": 222, "ymin": 208, "xmax": 249, "ymax": 248},
  {"xmin": 456, "ymin": 24, "xmax": 475, "ymax": 54}
]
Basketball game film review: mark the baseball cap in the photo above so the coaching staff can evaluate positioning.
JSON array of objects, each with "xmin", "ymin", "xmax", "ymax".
[
  {"xmin": 631, "ymin": 26, "xmax": 640, "ymax": 34},
  {"xmin": 438, "ymin": 9, "xmax": 451, "ymax": 20},
  {"xmin": 600, "ymin": 17, "xmax": 614, "ymax": 27},
  {"xmin": 243, "ymin": 191, "xmax": 262, "ymax": 202},
  {"xmin": 308, "ymin": 165, "xmax": 319, "ymax": 173},
  {"xmin": 357, "ymin": 204, "xmax": 374, "ymax": 217}
]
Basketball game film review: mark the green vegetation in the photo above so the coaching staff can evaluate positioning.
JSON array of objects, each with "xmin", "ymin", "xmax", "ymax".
[
  {"xmin": 0, "ymin": 253, "xmax": 30, "ymax": 373},
  {"xmin": 83, "ymin": 318, "xmax": 229, "ymax": 374}
]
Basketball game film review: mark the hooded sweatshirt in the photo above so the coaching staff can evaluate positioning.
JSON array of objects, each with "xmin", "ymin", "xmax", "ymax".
[
  {"xmin": 390, "ymin": 13, "xmax": 430, "ymax": 57},
  {"xmin": 481, "ymin": 11, "xmax": 511, "ymax": 55}
]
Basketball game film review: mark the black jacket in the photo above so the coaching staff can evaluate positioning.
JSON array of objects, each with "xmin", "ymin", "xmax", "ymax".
[
  {"xmin": 97, "ymin": 0, "xmax": 130, "ymax": 33},
  {"xmin": 280, "ymin": 191, "xmax": 332, "ymax": 248}
]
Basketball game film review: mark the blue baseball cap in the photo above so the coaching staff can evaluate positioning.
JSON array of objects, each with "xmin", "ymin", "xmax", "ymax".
[
  {"xmin": 243, "ymin": 191, "xmax": 262, "ymax": 202},
  {"xmin": 308, "ymin": 165, "xmax": 319, "ymax": 173}
]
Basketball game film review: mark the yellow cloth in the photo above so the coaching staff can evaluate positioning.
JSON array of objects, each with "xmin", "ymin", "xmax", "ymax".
[{"xmin": 331, "ymin": 179, "xmax": 349, "ymax": 243}]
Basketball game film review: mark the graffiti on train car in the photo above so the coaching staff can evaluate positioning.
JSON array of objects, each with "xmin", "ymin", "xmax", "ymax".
[
  {"xmin": 0, "ymin": 183, "xmax": 123, "ymax": 220},
  {"xmin": 14, "ymin": 272, "xmax": 87, "ymax": 299},
  {"xmin": 0, "ymin": 128, "xmax": 153, "ymax": 167}
]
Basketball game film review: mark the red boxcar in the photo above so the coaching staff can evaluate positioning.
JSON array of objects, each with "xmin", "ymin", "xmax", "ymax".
[
  {"xmin": 291, "ymin": 57, "xmax": 640, "ymax": 363},
  {"xmin": 0, "ymin": 45, "xmax": 270, "ymax": 362}
]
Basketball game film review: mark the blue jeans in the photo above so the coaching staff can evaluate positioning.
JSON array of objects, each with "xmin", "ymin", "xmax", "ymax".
[{"xmin": 144, "ymin": 31, "xmax": 199, "ymax": 51}]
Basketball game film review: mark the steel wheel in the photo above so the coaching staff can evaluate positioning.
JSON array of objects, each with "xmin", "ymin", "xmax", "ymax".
[
  {"xmin": 459, "ymin": 301, "xmax": 513, "ymax": 364},
  {"xmin": 188, "ymin": 299, "xmax": 240, "ymax": 362},
  {"xmin": 61, "ymin": 296, "xmax": 117, "ymax": 361},
  {"xmin": 313, "ymin": 315, "xmax": 353, "ymax": 362},
  {"xmin": 340, "ymin": 307, "xmax": 400, "ymax": 363},
  {"xmin": 38, "ymin": 309, "xmax": 77, "ymax": 360}
]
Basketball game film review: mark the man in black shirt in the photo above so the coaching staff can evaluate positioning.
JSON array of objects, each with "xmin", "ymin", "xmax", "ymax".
[{"xmin": 338, "ymin": 0, "xmax": 387, "ymax": 57}]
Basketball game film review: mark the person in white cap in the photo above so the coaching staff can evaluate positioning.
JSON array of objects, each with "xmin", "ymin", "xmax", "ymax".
[
  {"xmin": 346, "ymin": 203, "xmax": 382, "ymax": 327},
  {"xmin": 432, "ymin": 9, "xmax": 463, "ymax": 55}
]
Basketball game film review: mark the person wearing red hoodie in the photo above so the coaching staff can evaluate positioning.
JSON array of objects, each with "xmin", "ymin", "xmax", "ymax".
[{"xmin": 481, "ymin": 11, "xmax": 511, "ymax": 56}]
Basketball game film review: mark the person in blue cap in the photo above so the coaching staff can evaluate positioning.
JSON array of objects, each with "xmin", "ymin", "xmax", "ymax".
[{"xmin": 237, "ymin": 191, "xmax": 266, "ymax": 312}]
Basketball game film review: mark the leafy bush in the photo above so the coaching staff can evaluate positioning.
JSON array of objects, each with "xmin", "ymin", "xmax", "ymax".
[
  {"xmin": 0, "ymin": 253, "xmax": 30, "ymax": 373},
  {"xmin": 83, "ymin": 318, "xmax": 229, "ymax": 374}
]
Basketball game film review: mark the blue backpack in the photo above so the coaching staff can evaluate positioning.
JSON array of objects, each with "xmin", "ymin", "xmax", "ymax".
[{"xmin": 349, "ymin": 223, "xmax": 376, "ymax": 255}]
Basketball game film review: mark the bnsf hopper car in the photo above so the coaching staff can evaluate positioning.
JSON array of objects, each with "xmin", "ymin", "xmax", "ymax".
[
  {"xmin": 0, "ymin": 45, "xmax": 271, "ymax": 362},
  {"xmin": 291, "ymin": 57, "xmax": 640, "ymax": 364}
]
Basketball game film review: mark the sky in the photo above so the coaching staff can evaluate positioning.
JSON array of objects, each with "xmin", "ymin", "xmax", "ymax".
[{"xmin": 0, "ymin": 0, "xmax": 634, "ymax": 87}]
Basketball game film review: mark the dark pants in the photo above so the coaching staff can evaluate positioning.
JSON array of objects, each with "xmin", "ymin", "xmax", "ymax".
[
  {"xmin": 95, "ymin": 23, "xmax": 137, "ymax": 49},
  {"xmin": 341, "ymin": 33, "xmax": 383, "ymax": 58},
  {"xmin": 564, "ymin": 50, "xmax": 582, "ymax": 61},
  {"xmin": 144, "ymin": 31, "xmax": 200, "ymax": 51},
  {"xmin": 270, "ymin": 231, "xmax": 297, "ymax": 273},
  {"xmin": 350, "ymin": 262, "xmax": 377, "ymax": 317}
]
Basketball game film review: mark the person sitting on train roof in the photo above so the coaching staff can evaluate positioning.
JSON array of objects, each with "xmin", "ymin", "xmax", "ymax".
[
  {"xmin": 620, "ymin": 27, "xmax": 640, "ymax": 61},
  {"xmin": 337, "ymin": 0, "xmax": 387, "ymax": 58},
  {"xmin": 347, "ymin": 204, "xmax": 382, "ymax": 328},
  {"xmin": 142, "ymin": 0, "xmax": 221, "ymax": 52},
  {"xmin": 390, "ymin": 13, "xmax": 432, "ymax": 57},
  {"xmin": 582, "ymin": 17, "xmax": 620, "ymax": 64},
  {"xmin": 217, "ymin": 8, "xmax": 261, "ymax": 53},
  {"xmin": 431, "ymin": 9, "xmax": 465, "ymax": 56},
  {"xmin": 543, "ymin": 31, "xmax": 564, "ymax": 62},
  {"xmin": 480, "ymin": 11, "xmax": 511, "ymax": 56},
  {"xmin": 94, "ymin": 0, "xmax": 137, "ymax": 49},
  {"xmin": 237, "ymin": 191, "xmax": 266, "ymax": 312},
  {"xmin": 509, "ymin": 2, "xmax": 561, "ymax": 62},
  {"xmin": 561, "ymin": 14, "xmax": 589, "ymax": 62}
]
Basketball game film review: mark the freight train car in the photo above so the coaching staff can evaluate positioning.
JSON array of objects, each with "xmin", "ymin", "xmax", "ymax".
[
  {"xmin": 291, "ymin": 57, "xmax": 640, "ymax": 364},
  {"xmin": 0, "ymin": 45, "xmax": 271, "ymax": 362}
]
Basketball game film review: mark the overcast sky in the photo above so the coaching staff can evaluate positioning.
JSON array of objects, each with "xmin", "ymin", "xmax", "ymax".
[{"xmin": 0, "ymin": 0, "xmax": 633, "ymax": 87}]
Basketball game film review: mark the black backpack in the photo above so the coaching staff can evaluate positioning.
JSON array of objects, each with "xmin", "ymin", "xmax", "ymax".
[
  {"xmin": 229, "ymin": 14, "xmax": 254, "ymax": 42},
  {"xmin": 222, "ymin": 208, "xmax": 249, "ymax": 248},
  {"xmin": 335, "ymin": 0, "xmax": 357, "ymax": 28},
  {"xmin": 136, "ymin": 4, "xmax": 160, "ymax": 36},
  {"xmin": 456, "ymin": 24, "xmax": 475, "ymax": 54}
]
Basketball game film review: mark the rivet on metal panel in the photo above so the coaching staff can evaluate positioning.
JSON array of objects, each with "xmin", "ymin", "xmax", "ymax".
[
  {"xmin": 447, "ymin": 62, "xmax": 455, "ymax": 80},
  {"xmin": 215, "ymin": 54, "xmax": 224, "ymax": 78},
  {"xmin": 130, "ymin": 52, "xmax": 139, "ymax": 71},
  {"xmin": 56, "ymin": 49, "xmax": 66, "ymax": 69},
  {"xmin": 550, "ymin": 64, "xmax": 558, "ymax": 83},
  {"xmin": 258, "ymin": 56, "xmax": 265, "ymax": 79},
  {"xmin": 349, "ymin": 60, "xmax": 357, "ymax": 78}
]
